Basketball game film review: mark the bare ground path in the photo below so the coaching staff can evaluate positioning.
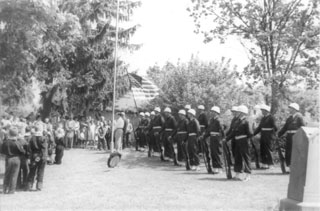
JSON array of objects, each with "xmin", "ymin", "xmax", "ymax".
[{"xmin": 0, "ymin": 148, "xmax": 288, "ymax": 211}]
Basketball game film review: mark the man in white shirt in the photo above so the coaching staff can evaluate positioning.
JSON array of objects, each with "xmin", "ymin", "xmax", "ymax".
[{"xmin": 113, "ymin": 112, "xmax": 124, "ymax": 152}]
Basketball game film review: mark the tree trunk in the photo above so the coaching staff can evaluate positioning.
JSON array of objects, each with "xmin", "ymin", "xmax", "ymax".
[{"xmin": 270, "ymin": 81, "xmax": 280, "ymax": 115}]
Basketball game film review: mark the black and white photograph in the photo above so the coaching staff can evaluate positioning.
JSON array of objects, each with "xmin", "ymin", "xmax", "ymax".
[{"xmin": 0, "ymin": 0, "xmax": 319, "ymax": 210}]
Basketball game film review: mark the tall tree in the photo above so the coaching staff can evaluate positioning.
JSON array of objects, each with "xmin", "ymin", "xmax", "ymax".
[{"xmin": 189, "ymin": 0, "xmax": 320, "ymax": 114}]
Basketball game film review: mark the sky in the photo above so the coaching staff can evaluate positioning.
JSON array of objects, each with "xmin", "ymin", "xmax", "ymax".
[{"xmin": 121, "ymin": 0, "xmax": 250, "ymax": 76}]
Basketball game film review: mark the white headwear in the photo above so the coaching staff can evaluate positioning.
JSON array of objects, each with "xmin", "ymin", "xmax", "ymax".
[
  {"xmin": 237, "ymin": 105, "xmax": 249, "ymax": 115},
  {"xmin": 164, "ymin": 107, "xmax": 171, "ymax": 113},
  {"xmin": 231, "ymin": 106, "xmax": 238, "ymax": 112},
  {"xmin": 260, "ymin": 104, "xmax": 270, "ymax": 112},
  {"xmin": 197, "ymin": 105, "xmax": 205, "ymax": 110},
  {"xmin": 178, "ymin": 110, "xmax": 186, "ymax": 115},
  {"xmin": 188, "ymin": 109, "xmax": 196, "ymax": 116},
  {"xmin": 145, "ymin": 112, "xmax": 150, "ymax": 117},
  {"xmin": 289, "ymin": 103, "xmax": 300, "ymax": 111},
  {"xmin": 211, "ymin": 106, "xmax": 221, "ymax": 114},
  {"xmin": 150, "ymin": 111, "xmax": 155, "ymax": 116},
  {"xmin": 185, "ymin": 105, "xmax": 191, "ymax": 110},
  {"xmin": 154, "ymin": 107, "xmax": 161, "ymax": 113},
  {"xmin": 139, "ymin": 112, "xmax": 145, "ymax": 117}
]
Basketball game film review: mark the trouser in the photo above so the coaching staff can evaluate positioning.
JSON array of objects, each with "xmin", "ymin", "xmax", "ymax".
[
  {"xmin": 98, "ymin": 138, "xmax": 106, "ymax": 150},
  {"xmin": 4, "ymin": 156, "xmax": 21, "ymax": 193},
  {"xmin": 74, "ymin": 131, "xmax": 79, "ymax": 147},
  {"xmin": 201, "ymin": 137, "xmax": 211, "ymax": 168},
  {"xmin": 154, "ymin": 130, "xmax": 164, "ymax": 160},
  {"xmin": 66, "ymin": 136, "xmax": 74, "ymax": 149},
  {"xmin": 114, "ymin": 129, "xmax": 123, "ymax": 152},
  {"xmin": 105, "ymin": 133, "xmax": 111, "ymax": 150},
  {"xmin": 17, "ymin": 156, "xmax": 29, "ymax": 190},
  {"xmin": 163, "ymin": 132, "xmax": 174, "ymax": 159},
  {"xmin": 210, "ymin": 136, "xmax": 223, "ymax": 168},
  {"xmin": 123, "ymin": 132, "xmax": 130, "ymax": 148},
  {"xmin": 175, "ymin": 134, "xmax": 187, "ymax": 161},
  {"xmin": 260, "ymin": 133, "xmax": 274, "ymax": 165},
  {"xmin": 187, "ymin": 136, "xmax": 200, "ymax": 166},
  {"xmin": 234, "ymin": 138, "xmax": 251, "ymax": 173},
  {"xmin": 47, "ymin": 143, "xmax": 54, "ymax": 164},
  {"xmin": 28, "ymin": 159, "xmax": 46, "ymax": 190},
  {"xmin": 55, "ymin": 145, "xmax": 64, "ymax": 164},
  {"xmin": 285, "ymin": 133, "xmax": 294, "ymax": 166}
]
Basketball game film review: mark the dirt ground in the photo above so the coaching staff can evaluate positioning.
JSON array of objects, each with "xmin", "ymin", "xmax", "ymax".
[{"xmin": 0, "ymin": 148, "xmax": 289, "ymax": 211}]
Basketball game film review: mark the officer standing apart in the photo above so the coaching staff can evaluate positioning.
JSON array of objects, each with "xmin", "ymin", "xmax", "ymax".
[
  {"xmin": 278, "ymin": 103, "xmax": 305, "ymax": 170},
  {"xmin": 253, "ymin": 105, "xmax": 277, "ymax": 169},
  {"xmin": 204, "ymin": 106, "xmax": 225, "ymax": 174},
  {"xmin": 28, "ymin": 115, "xmax": 48, "ymax": 191},
  {"xmin": 186, "ymin": 109, "xmax": 201, "ymax": 171},
  {"xmin": 226, "ymin": 105, "xmax": 252, "ymax": 181}
]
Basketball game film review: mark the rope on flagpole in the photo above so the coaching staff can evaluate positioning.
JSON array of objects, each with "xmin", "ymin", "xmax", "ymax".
[{"xmin": 110, "ymin": 0, "xmax": 120, "ymax": 153}]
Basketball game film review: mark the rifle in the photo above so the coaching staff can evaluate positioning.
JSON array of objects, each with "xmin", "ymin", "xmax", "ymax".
[
  {"xmin": 199, "ymin": 136, "xmax": 210, "ymax": 173},
  {"xmin": 250, "ymin": 138, "xmax": 260, "ymax": 169},
  {"xmin": 275, "ymin": 136, "xmax": 286, "ymax": 174},
  {"xmin": 222, "ymin": 140, "xmax": 232, "ymax": 179}
]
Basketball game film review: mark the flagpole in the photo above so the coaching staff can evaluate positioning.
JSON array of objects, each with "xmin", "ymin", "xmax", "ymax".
[{"xmin": 111, "ymin": 0, "xmax": 120, "ymax": 153}]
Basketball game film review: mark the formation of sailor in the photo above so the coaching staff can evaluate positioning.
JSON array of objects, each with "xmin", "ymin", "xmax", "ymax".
[{"xmin": 136, "ymin": 101, "xmax": 304, "ymax": 181}]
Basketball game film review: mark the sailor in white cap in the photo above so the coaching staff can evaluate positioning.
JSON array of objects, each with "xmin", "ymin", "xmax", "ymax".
[
  {"xmin": 203, "ymin": 106, "xmax": 225, "ymax": 174},
  {"xmin": 197, "ymin": 105, "xmax": 208, "ymax": 157},
  {"xmin": 226, "ymin": 105, "xmax": 252, "ymax": 181},
  {"xmin": 162, "ymin": 107, "xmax": 179, "ymax": 164},
  {"xmin": 147, "ymin": 111, "xmax": 156, "ymax": 156},
  {"xmin": 151, "ymin": 107, "xmax": 165, "ymax": 161},
  {"xmin": 186, "ymin": 109, "xmax": 201, "ymax": 171},
  {"xmin": 253, "ymin": 105, "xmax": 277, "ymax": 169},
  {"xmin": 278, "ymin": 103, "xmax": 305, "ymax": 169},
  {"xmin": 226, "ymin": 106, "xmax": 239, "ymax": 161},
  {"xmin": 171, "ymin": 109, "xmax": 189, "ymax": 167}
]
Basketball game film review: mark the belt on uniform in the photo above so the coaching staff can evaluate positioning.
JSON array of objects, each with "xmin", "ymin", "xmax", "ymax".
[
  {"xmin": 261, "ymin": 128, "xmax": 273, "ymax": 131},
  {"xmin": 287, "ymin": 130, "xmax": 297, "ymax": 134},
  {"xmin": 177, "ymin": 131, "xmax": 187, "ymax": 134},
  {"xmin": 235, "ymin": 135, "xmax": 247, "ymax": 140},
  {"xmin": 200, "ymin": 125, "xmax": 205, "ymax": 128},
  {"xmin": 153, "ymin": 126, "xmax": 161, "ymax": 129},
  {"xmin": 165, "ymin": 129, "xmax": 173, "ymax": 132},
  {"xmin": 210, "ymin": 132, "xmax": 220, "ymax": 136},
  {"xmin": 188, "ymin": 133, "xmax": 197, "ymax": 136}
]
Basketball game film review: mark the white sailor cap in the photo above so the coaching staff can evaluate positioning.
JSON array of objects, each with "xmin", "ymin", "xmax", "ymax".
[
  {"xmin": 188, "ymin": 109, "xmax": 196, "ymax": 116},
  {"xmin": 154, "ymin": 107, "xmax": 161, "ymax": 113},
  {"xmin": 185, "ymin": 105, "xmax": 191, "ymax": 110},
  {"xmin": 211, "ymin": 106, "xmax": 220, "ymax": 114},
  {"xmin": 145, "ymin": 112, "xmax": 150, "ymax": 117},
  {"xmin": 164, "ymin": 107, "xmax": 171, "ymax": 113},
  {"xmin": 150, "ymin": 111, "xmax": 155, "ymax": 116},
  {"xmin": 197, "ymin": 105, "xmax": 205, "ymax": 110},
  {"xmin": 260, "ymin": 104, "xmax": 270, "ymax": 112},
  {"xmin": 237, "ymin": 105, "xmax": 249, "ymax": 115},
  {"xmin": 139, "ymin": 112, "xmax": 145, "ymax": 117},
  {"xmin": 289, "ymin": 103, "xmax": 299, "ymax": 111},
  {"xmin": 178, "ymin": 110, "xmax": 186, "ymax": 115}
]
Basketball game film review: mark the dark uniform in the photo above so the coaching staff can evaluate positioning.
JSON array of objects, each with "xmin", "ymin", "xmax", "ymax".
[
  {"xmin": 226, "ymin": 116, "xmax": 239, "ymax": 159},
  {"xmin": 162, "ymin": 114, "xmax": 177, "ymax": 161},
  {"xmin": 0, "ymin": 137, "xmax": 26, "ymax": 194},
  {"xmin": 198, "ymin": 111, "xmax": 209, "ymax": 161},
  {"xmin": 278, "ymin": 112, "xmax": 305, "ymax": 166},
  {"xmin": 147, "ymin": 117, "xmax": 157, "ymax": 154},
  {"xmin": 151, "ymin": 114, "xmax": 165, "ymax": 160},
  {"xmin": 172, "ymin": 117, "xmax": 189, "ymax": 162},
  {"xmin": 28, "ymin": 135, "xmax": 48, "ymax": 191},
  {"xmin": 143, "ymin": 117, "xmax": 151, "ymax": 156},
  {"xmin": 227, "ymin": 116, "xmax": 253, "ymax": 174},
  {"xmin": 187, "ymin": 118, "xmax": 201, "ymax": 167},
  {"xmin": 17, "ymin": 136, "xmax": 30, "ymax": 190},
  {"xmin": 254, "ymin": 114, "xmax": 277, "ymax": 166},
  {"xmin": 204, "ymin": 116, "xmax": 225, "ymax": 169},
  {"xmin": 135, "ymin": 117, "xmax": 146, "ymax": 150}
]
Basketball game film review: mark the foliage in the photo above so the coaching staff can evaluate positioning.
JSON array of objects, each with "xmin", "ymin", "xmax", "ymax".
[
  {"xmin": 146, "ymin": 56, "xmax": 268, "ymax": 125},
  {"xmin": 189, "ymin": 0, "xmax": 320, "ymax": 114},
  {"xmin": 0, "ymin": 0, "xmax": 141, "ymax": 118}
]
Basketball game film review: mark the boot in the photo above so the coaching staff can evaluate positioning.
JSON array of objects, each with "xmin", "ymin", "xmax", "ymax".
[
  {"xmin": 36, "ymin": 182, "xmax": 42, "ymax": 191},
  {"xmin": 148, "ymin": 150, "xmax": 151, "ymax": 157},
  {"xmin": 207, "ymin": 165, "xmax": 213, "ymax": 174},
  {"xmin": 186, "ymin": 160, "xmax": 191, "ymax": 170},
  {"xmin": 26, "ymin": 183, "xmax": 33, "ymax": 191},
  {"xmin": 174, "ymin": 158, "xmax": 182, "ymax": 166}
]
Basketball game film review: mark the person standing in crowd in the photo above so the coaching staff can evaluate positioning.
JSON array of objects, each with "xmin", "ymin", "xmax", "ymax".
[
  {"xmin": 105, "ymin": 120, "xmax": 112, "ymax": 150},
  {"xmin": 253, "ymin": 105, "xmax": 277, "ymax": 169},
  {"xmin": 87, "ymin": 117, "xmax": 96, "ymax": 147},
  {"xmin": 135, "ymin": 112, "xmax": 146, "ymax": 151},
  {"xmin": 162, "ymin": 107, "xmax": 178, "ymax": 164},
  {"xmin": 186, "ymin": 109, "xmax": 201, "ymax": 171},
  {"xmin": 122, "ymin": 112, "xmax": 128, "ymax": 149},
  {"xmin": 17, "ymin": 126, "xmax": 30, "ymax": 191},
  {"xmin": 73, "ymin": 116, "xmax": 80, "ymax": 148},
  {"xmin": 97, "ymin": 121, "xmax": 107, "ymax": 151},
  {"xmin": 125, "ymin": 118, "xmax": 133, "ymax": 149},
  {"xmin": 197, "ymin": 105, "xmax": 210, "ymax": 165},
  {"xmin": 44, "ymin": 118, "xmax": 55, "ymax": 164},
  {"xmin": 226, "ymin": 106, "xmax": 239, "ymax": 163},
  {"xmin": 226, "ymin": 105, "xmax": 252, "ymax": 181},
  {"xmin": 65, "ymin": 116, "xmax": 76, "ymax": 149},
  {"xmin": 278, "ymin": 103, "xmax": 305, "ymax": 170},
  {"xmin": 54, "ymin": 123, "xmax": 65, "ymax": 164},
  {"xmin": 113, "ymin": 112, "xmax": 125, "ymax": 152},
  {"xmin": 1, "ymin": 126, "xmax": 26, "ymax": 194},
  {"xmin": 152, "ymin": 107, "xmax": 165, "ymax": 161},
  {"xmin": 204, "ymin": 106, "xmax": 225, "ymax": 174},
  {"xmin": 148, "ymin": 111, "xmax": 156, "ymax": 154},
  {"xmin": 144, "ymin": 112, "xmax": 151, "ymax": 156},
  {"xmin": 172, "ymin": 109, "xmax": 189, "ymax": 165},
  {"xmin": 28, "ymin": 114, "xmax": 48, "ymax": 191}
]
